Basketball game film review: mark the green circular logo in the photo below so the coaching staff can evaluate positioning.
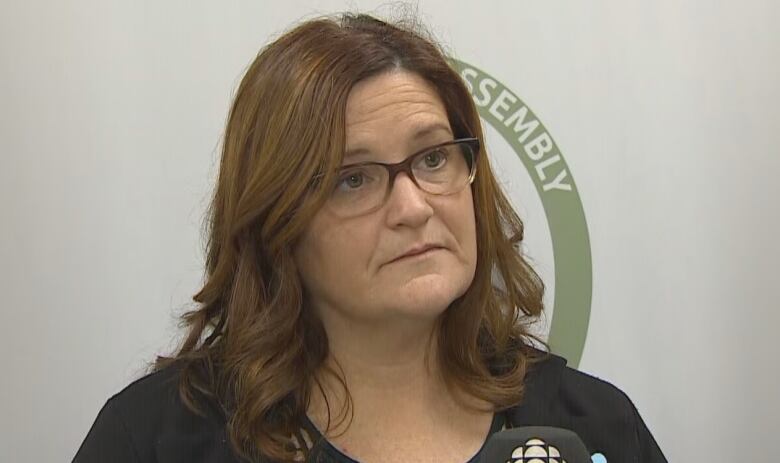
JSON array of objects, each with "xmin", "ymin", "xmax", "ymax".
[{"xmin": 451, "ymin": 59, "xmax": 593, "ymax": 367}]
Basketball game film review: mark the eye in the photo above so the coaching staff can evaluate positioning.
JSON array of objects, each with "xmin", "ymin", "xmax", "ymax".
[
  {"xmin": 335, "ymin": 167, "xmax": 374, "ymax": 191},
  {"xmin": 345, "ymin": 172, "xmax": 364, "ymax": 188},
  {"xmin": 419, "ymin": 148, "xmax": 447, "ymax": 170},
  {"xmin": 339, "ymin": 172, "xmax": 363, "ymax": 189}
]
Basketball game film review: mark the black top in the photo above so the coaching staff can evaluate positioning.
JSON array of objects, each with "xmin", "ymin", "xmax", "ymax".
[
  {"xmin": 300, "ymin": 412, "xmax": 507, "ymax": 463},
  {"xmin": 72, "ymin": 352, "xmax": 667, "ymax": 462}
]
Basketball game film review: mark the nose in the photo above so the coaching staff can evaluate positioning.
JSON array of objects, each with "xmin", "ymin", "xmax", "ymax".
[{"xmin": 384, "ymin": 172, "xmax": 434, "ymax": 228}]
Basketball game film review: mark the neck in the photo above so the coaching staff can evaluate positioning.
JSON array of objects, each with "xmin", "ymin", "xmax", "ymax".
[{"xmin": 306, "ymin": 313, "xmax": 458, "ymax": 433}]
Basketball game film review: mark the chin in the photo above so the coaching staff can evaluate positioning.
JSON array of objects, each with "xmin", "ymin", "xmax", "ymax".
[{"xmin": 391, "ymin": 273, "xmax": 469, "ymax": 317}]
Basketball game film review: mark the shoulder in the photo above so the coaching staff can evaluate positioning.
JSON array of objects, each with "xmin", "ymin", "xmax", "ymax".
[
  {"xmin": 109, "ymin": 363, "xmax": 184, "ymax": 413},
  {"xmin": 507, "ymin": 351, "xmax": 667, "ymax": 461},
  {"xmin": 73, "ymin": 362, "xmax": 238, "ymax": 463},
  {"xmin": 516, "ymin": 350, "xmax": 637, "ymax": 418}
]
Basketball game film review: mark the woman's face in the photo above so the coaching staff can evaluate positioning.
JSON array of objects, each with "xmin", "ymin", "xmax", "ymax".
[{"xmin": 293, "ymin": 70, "xmax": 477, "ymax": 325}]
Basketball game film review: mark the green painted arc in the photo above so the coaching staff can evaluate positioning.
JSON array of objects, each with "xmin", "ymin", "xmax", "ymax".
[{"xmin": 449, "ymin": 59, "xmax": 593, "ymax": 368}]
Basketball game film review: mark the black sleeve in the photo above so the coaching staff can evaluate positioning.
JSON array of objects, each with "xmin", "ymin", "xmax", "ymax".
[
  {"xmin": 630, "ymin": 401, "xmax": 667, "ymax": 463},
  {"xmin": 72, "ymin": 398, "xmax": 140, "ymax": 463}
]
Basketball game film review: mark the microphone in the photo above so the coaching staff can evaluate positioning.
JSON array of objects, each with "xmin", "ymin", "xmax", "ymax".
[{"xmin": 479, "ymin": 426, "xmax": 591, "ymax": 463}]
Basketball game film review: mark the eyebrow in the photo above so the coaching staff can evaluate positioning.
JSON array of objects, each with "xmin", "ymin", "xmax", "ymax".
[{"xmin": 344, "ymin": 122, "xmax": 453, "ymax": 160}]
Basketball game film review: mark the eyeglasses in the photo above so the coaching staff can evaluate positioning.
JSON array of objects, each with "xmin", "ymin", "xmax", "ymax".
[{"xmin": 325, "ymin": 137, "xmax": 480, "ymax": 218}]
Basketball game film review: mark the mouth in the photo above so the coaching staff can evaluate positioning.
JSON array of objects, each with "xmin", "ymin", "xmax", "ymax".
[{"xmin": 389, "ymin": 244, "xmax": 445, "ymax": 264}]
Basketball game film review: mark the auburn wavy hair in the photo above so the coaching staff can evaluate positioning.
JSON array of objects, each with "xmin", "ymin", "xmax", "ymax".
[{"xmin": 155, "ymin": 12, "xmax": 546, "ymax": 463}]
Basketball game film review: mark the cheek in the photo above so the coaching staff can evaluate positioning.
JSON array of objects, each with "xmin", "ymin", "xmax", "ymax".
[
  {"xmin": 322, "ymin": 228, "xmax": 371, "ymax": 274},
  {"xmin": 293, "ymin": 215, "xmax": 379, "ymax": 299},
  {"xmin": 450, "ymin": 189, "xmax": 478, "ymax": 260},
  {"xmin": 465, "ymin": 208, "xmax": 478, "ymax": 272},
  {"xmin": 293, "ymin": 217, "xmax": 328, "ymax": 296}
]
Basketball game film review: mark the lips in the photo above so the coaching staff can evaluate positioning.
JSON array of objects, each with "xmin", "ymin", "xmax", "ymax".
[{"xmin": 389, "ymin": 243, "xmax": 445, "ymax": 263}]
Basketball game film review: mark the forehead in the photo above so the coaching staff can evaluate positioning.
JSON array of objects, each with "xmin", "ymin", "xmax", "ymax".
[{"xmin": 345, "ymin": 71, "xmax": 452, "ymax": 146}]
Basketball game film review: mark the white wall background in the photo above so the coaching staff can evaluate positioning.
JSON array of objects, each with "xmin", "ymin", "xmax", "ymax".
[{"xmin": 1, "ymin": 1, "xmax": 778, "ymax": 461}]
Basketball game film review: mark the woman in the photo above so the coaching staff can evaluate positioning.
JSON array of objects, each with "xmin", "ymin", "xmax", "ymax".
[{"xmin": 73, "ymin": 13, "xmax": 666, "ymax": 463}]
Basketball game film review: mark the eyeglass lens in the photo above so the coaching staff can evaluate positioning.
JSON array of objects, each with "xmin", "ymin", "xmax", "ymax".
[{"xmin": 328, "ymin": 140, "xmax": 475, "ymax": 217}]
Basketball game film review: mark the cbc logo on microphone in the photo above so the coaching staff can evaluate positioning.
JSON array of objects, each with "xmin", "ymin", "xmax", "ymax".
[
  {"xmin": 508, "ymin": 438, "xmax": 567, "ymax": 463},
  {"xmin": 507, "ymin": 438, "xmax": 607, "ymax": 463}
]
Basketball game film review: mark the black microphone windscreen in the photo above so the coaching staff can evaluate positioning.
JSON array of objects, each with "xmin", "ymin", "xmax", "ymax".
[{"xmin": 479, "ymin": 426, "xmax": 591, "ymax": 463}]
